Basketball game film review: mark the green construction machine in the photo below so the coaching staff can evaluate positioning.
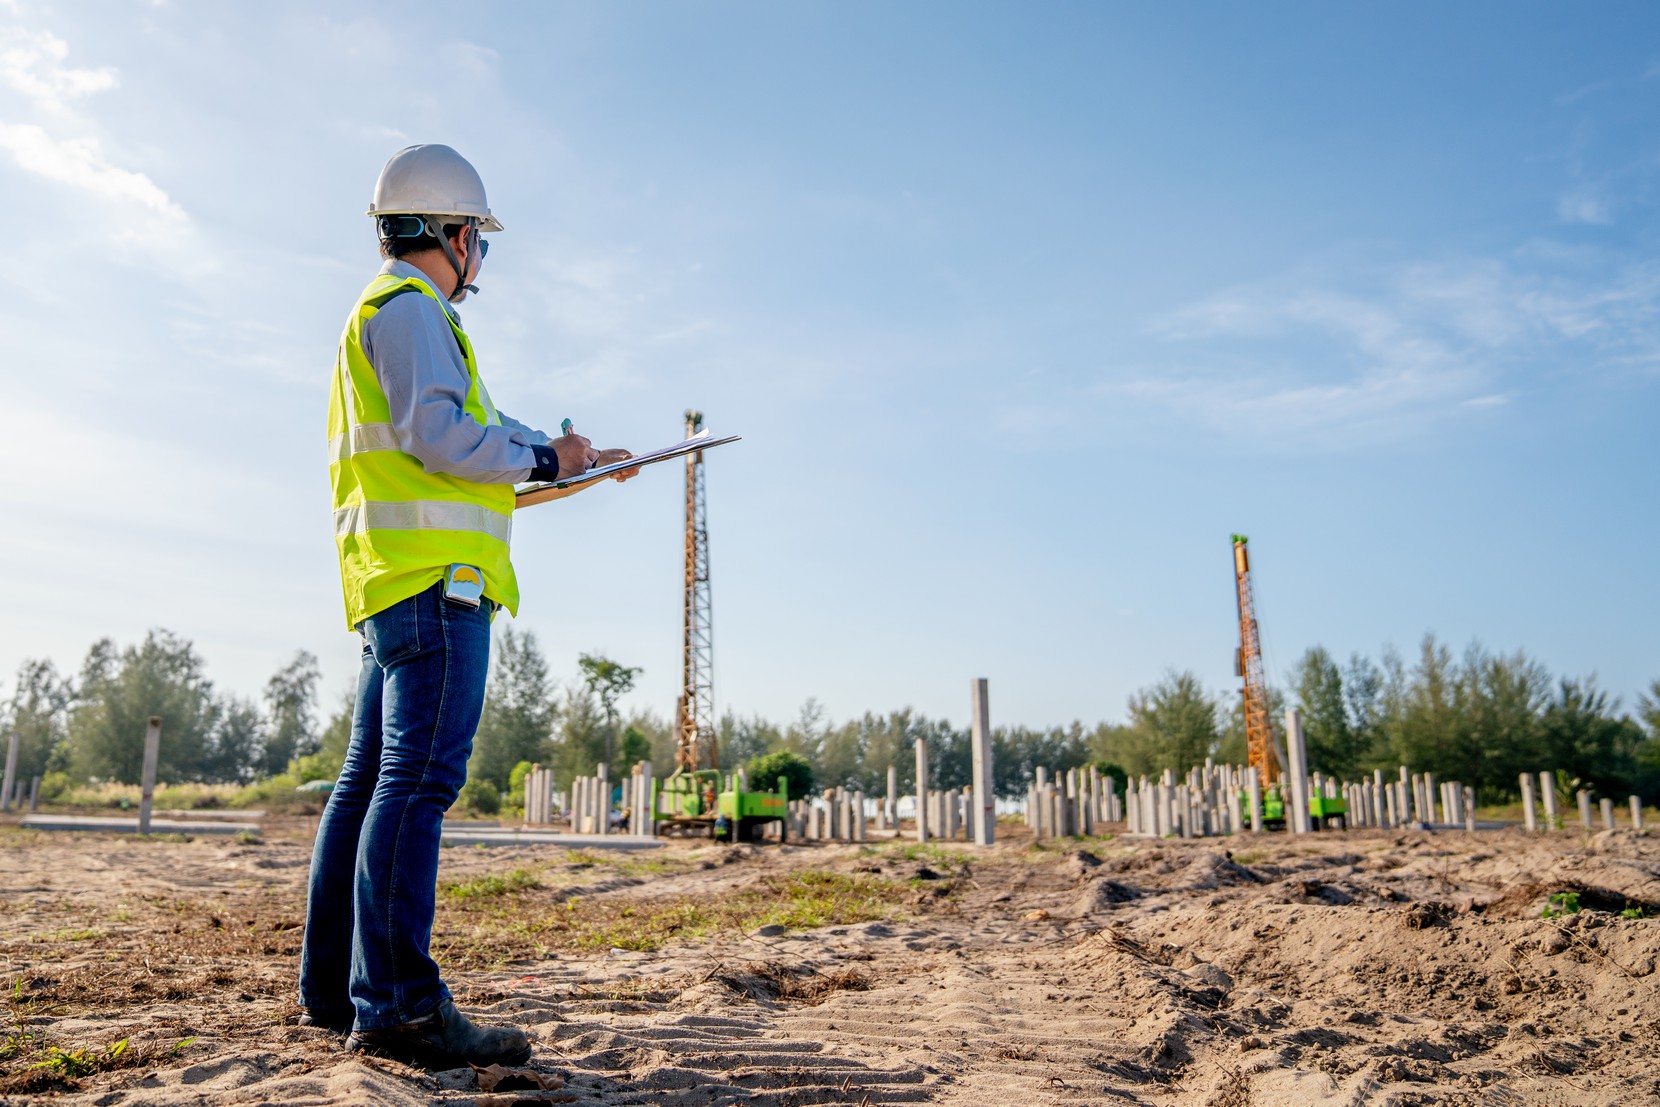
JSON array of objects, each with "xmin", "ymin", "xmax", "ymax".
[
  {"xmin": 1239, "ymin": 784, "xmax": 1347, "ymax": 830},
  {"xmin": 653, "ymin": 770, "xmax": 790, "ymax": 842}
]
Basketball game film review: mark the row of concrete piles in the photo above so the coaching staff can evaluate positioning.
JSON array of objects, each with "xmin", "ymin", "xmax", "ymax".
[
  {"xmin": 1026, "ymin": 765, "xmax": 1125, "ymax": 839},
  {"xmin": 792, "ymin": 786, "xmax": 869, "ymax": 841},
  {"xmin": 790, "ymin": 783, "xmax": 991, "ymax": 844},
  {"xmin": 1, "ymin": 732, "xmax": 41, "ymax": 813},
  {"xmin": 522, "ymin": 761, "xmax": 656, "ymax": 837},
  {"xmin": 1518, "ymin": 771, "xmax": 1647, "ymax": 832}
]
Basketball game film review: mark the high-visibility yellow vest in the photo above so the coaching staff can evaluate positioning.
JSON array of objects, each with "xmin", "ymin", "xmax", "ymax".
[{"xmin": 327, "ymin": 273, "xmax": 518, "ymax": 628}]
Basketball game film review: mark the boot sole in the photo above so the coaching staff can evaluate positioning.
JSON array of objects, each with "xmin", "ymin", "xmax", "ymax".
[{"xmin": 345, "ymin": 1034, "xmax": 531, "ymax": 1070}]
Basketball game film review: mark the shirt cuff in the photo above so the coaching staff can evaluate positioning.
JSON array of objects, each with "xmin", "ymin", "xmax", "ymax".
[{"xmin": 528, "ymin": 443, "xmax": 563, "ymax": 482}]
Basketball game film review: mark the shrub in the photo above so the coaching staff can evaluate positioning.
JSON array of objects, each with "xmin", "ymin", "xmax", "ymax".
[
  {"xmin": 507, "ymin": 760, "xmax": 535, "ymax": 800},
  {"xmin": 746, "ymin": 750, "xmax": 815, "ymax": 801},
  {"xmin": 459, "ymin": 778, "xmax": 501, "ymax": 816}
]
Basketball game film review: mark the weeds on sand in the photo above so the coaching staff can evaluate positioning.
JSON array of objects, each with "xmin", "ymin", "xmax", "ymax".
[
  {"xmin": 442, "ymin": 869, "xmax": 543, "ymax": 901},
  {"xmin": 872, "ymin": 841, "xmax": 972, "ymax": 868},
  {"xmin": 435, "ymin": 870, "xmax": 903, "ymax": 965},
  {"xmin": 0, "ymin": 978, "xmax": 197, "ymax": 1094},
  {"xmin": 1541, "ymin": 891, "xmax": 1581, "ymax": 919}
]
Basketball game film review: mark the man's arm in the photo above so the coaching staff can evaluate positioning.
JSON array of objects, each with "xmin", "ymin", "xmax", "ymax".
[
  {"xmin": 497, "ymin": 411, "xmax": 552, "ymax": 448},
  {"xmin": 363, "ymin": 296, "xmax": 583, "ymax": 483}
]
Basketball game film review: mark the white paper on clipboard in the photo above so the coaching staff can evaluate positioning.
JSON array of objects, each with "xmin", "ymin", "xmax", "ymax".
[{"xmin": 514, "ymin": 430, "xmax": 742, "ymax": 508}]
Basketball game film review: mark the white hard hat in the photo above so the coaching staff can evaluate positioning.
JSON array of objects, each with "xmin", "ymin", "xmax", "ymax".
[{"xmin": 367, "ymin": 144, "xmax": 503, "ymax": 232}]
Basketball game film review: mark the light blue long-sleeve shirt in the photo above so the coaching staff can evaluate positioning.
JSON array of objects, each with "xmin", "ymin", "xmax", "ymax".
[{"xmin": 359, "ymin": 259, "xmax": 549, "ymax": 484}]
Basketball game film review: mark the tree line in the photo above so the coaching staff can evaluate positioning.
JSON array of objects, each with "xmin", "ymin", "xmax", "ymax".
[{"xmin": 5, "ymin": 628, "xmax": 1658, "ymax": 804}]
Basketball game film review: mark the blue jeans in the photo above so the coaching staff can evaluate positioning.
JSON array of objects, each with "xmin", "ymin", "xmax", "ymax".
[{"xmin": 298, "ymin": 583, "xmax": 493, "ymax": 1030}]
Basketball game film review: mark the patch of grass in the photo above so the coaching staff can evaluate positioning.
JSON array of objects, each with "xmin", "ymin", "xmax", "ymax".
[
  {"xmin": 1541, "ymin": 891, "xmax": 1581, "ymax": 919},
  {"xmin": 38, "ymin": 929, "xmax": 102, "ymax": 944},
  {"xmin": 441, "ymin": 869, "xmax": 542, "ymax": 901},
  {"xmin": 879, "ymin": 841, "xmax": 972, "ymax": 867},
  {"xmin": 1232, "ymin": 850, "xmax": 1269, "ymax": 866},
  {"xmin": 435, "ymin": 869, "xmax": 905, "ymax": 966}
]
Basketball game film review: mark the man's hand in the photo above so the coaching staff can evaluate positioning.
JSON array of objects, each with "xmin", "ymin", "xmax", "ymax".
[
  {"xmin": 550, "ymin": 432, "xmax": 598, "ymax": 479},
  {"xmin": 596, "ymin": 447, "xmax": 642, "ymax": 482}
]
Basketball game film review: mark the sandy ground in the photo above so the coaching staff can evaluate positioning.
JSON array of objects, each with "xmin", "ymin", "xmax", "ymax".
[{"xmin": 1, "ymin": 819, "xmax": 1659, "ymax": 1106}]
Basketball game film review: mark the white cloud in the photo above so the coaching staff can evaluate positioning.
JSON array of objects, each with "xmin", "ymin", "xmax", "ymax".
[
  {"xmin": 1104, "ymin": 252, "xmax": 1660, "ymax": 444},
  {"xmin": 0, "ymin": 23, "xmax": 190, "ymax": 241},
  {"xmin": 0, "ymin": 27, "xmax": 116, "ymax": 114},
  {"xmin": 0, "ymin": 122, "xmax": 185, "ymax": 221},
  {"xmin": 1558, "ymin": 187, "xmax": 1612, "ymax": 225}
]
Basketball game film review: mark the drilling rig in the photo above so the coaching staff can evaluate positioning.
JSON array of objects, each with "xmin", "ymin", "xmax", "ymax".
[
  {"xmin": 1231, "ymin": 534, "xmax": 1279, "ymax": 786},
  {"xmin": 653, "ymin": 412, "xmax": 788, "ymax": 841},
  {"xmin": 675, "ymin": 410, "xmax": 718, "ymax": 773}
]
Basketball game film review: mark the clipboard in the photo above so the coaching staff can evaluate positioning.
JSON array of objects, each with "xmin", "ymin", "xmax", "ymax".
[{"xmin": 514, "ymin": 429, "xmax": 742, "ymax": 508}]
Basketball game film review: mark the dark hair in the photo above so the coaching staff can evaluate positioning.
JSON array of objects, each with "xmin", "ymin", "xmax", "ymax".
[{"xmin": 377, "ymin": 215, "xmax": 470, "ymax": 259}]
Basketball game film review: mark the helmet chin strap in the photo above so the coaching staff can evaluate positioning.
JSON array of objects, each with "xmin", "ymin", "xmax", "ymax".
[{"xmin": 428, "ymin": 217, "xmax": 479, "ymax": 303}]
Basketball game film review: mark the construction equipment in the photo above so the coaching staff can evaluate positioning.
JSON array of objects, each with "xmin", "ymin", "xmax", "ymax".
[
  {"xmin": 674, "ymin": 410, "xmax": 717, "ymax": 774},
  {"xmin": 654, "ymin": 770, "xmax": 789, "ymax": 841},
  {"xmin": 654, "ymin": 410, "xmax": 785, "ymax": 841},
  {"xmin": 1231, "ymin": 535, "xmax": 1279, "ymax": 787},
  {"xmin": 1230, "ymin": 535, "xmax": 1346, "ymax": 831}
]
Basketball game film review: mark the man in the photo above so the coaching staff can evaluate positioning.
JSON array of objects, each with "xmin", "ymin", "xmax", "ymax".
[{"xmin": 299, "ymin": 144, "xmax": 632, "ymax": 1068}]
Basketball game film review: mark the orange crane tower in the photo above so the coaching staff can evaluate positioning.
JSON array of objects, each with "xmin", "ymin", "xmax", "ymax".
[
  {"xmin": 675, "ymin": 410, "xmax": 718, "ymax": 772},
  {"xmin": 1231, "ymin": 535, "xmax": 1279, "ymax": 785}
]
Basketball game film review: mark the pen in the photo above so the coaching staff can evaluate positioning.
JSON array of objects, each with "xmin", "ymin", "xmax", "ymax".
[{"xmin": 561, "ymin": 418, "xmax": 574, "ymax": 436}]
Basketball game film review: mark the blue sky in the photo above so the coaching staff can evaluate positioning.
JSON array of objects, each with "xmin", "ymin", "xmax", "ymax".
[{"xmin": 1, "ymin": 1, "xmax": 1657, "ymax": 734}]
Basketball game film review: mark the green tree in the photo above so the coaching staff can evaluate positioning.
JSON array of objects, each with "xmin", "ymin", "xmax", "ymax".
[
  {"xmin": 551, "ymin": 684, "xmax": 606, "ymax": 788},
  {"xmin": 1385, "ymin": 635, "xmax": 1461, "ymax": 779},
  {"xmin": 261, "ymin": 650, "xmax": 320, "ymax": 777},
  {"xmin": 1458, "ymin": 645, "xmax": 1548, "ymax": 796},
  {"xmin": 210, "ymin": 696, "xmax": 265, "ymax": 784},
  {"xmin": 577, "ymin": 653, "xmax": 641, "ymax": 773},
  {"xmin": 470, "ymin": 628, "xmax": 558, "ymax": 789},
  {"xmin": 1539, "ymin": 678, "xmax": 1642, "ymax": 797},
  {"xmin": 1342, "ymin": 652, "xmax": 1389, "ymax": 768},
  {"xmin": 995, "ymin": 722, "xmax": 1089, "ymax": 795},
  {"xmin": 717, "ymin": 711, "xmax": 780, "ymax": 771},
  {"xmin": 1292, "ymin": 646, "xmax": 1358, "ymax": 779},
  {"xmin": 1635, "ymin": 679, "xmax": 1660, "ymax": 800},
  {"xmin": 1088, "ymin": 721, "xmax": 1155, "ymax": 779},
  {"xmin": 618, "ymin": 725, "xmax": 652, "ymax": 768},
  {"xmin": 779, "ymin": 698, "xmax": 828, "ymax": 764},
  {"xmin": 1127, "ymin": 671, "xmax": 1220, "ymax": 774},
  {"xmin": 295, "ymin": 692, "xmax": 353, "ymax": 781},
  {"xmin": 746, "ymin": 749, "xmax": 815, "ymax": 800},
  {"xmin": 65, "ymin": 631, "xmax": 223, "ymax": 783},
  {"xmin": 1, "ymin": 659, "xmax": 70, "ymax": 781}
]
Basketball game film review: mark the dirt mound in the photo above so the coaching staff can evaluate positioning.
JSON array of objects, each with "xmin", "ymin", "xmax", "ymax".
[
  {"xmin": 1072, "ymin": 876, "xmax": 1142, "ymax": 914},
  {"xmin": 713, "ymin": 960, "xmax": 871, "ymax": 1005},
  {"xmin": 1177, "ymin": 849, "xmax": 1262, "ymax": 888},
  {"xmin": 1478, "ymin": 879, "xmax": 1657, "ymax": 919}
]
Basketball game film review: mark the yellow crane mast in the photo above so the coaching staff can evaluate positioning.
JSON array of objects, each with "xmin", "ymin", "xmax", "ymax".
[
  {"xmin": 1231, "ymin": 534, "xmax": 1279, "ymax": 786},
  {"xmin": 675, "ymin": 410, "xmax": 718, "ymax": 772}
]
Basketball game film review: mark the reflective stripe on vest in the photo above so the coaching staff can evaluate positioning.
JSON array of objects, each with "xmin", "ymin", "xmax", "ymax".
[
  {"xmin": 333, "ymin": 500, "xmax": 512, "ymax": 545},
  {"xmin": 328, "ymin": 422, "xmax": 400, "ymax": 464}
]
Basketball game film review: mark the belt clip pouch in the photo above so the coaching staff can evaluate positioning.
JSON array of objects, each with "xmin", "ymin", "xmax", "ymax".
[{"xmin": 442, "ymin": 563, "xmax": 485, "ymax": 609}]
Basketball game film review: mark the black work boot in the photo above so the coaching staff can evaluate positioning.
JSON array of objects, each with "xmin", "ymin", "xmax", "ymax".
[
  {"xmin": 297, "ymin": 1008, "xmax": 353, "ymax": 1034},
  {"xmin": 346, "ymin": 1000, "xmax": 531, "ymax": 1068}
]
